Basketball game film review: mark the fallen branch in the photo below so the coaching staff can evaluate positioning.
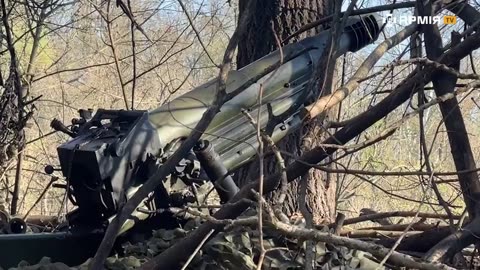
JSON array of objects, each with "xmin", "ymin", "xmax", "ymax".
[
  {"xmin": 255, "ymin": 193, "xmax": 452, "ymax": 270},
  {"xmin": 340, "ymin": 229, "xmax": 423, "ymax": 238},
  {"xmin": 375, "ymin": 227, "xmax": 452, "ymax": 253},
  {"xmin": 424, "ymin": 216, "xmax": 480, "ymax": 262},
  {"xmin": 359, "ymin": 223, "xmax": 448, "ymax": 232},
  {"xmin": 267, "ymin": 216, "xmax": 455, "ymax": 270},
  {"xmin": 342, "ymin": 211, "xmax": 462, "ymax": 226},
  {"xmin": 168, "ymin": 207, "xmax": 257, "ymax": 227}
]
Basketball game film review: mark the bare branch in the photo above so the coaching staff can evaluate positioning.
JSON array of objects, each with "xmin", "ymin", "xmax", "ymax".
[{"xmin": 302, "ymin": 23, "xmax": 417, "ymax": 120}]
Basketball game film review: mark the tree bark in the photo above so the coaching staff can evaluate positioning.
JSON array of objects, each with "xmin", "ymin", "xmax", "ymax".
[
  {"xmin": 235, "ymin": 0, "xmax": 336, "ymax": 224},
  {"xmin": 419, "ymin": 0, "xmax": 480, "ymax": 219}
]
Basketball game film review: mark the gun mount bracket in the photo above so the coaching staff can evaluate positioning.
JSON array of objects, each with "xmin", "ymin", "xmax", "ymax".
[{"xmin": 194, "ymin": 140, "xmax": 239, "ymax": 203}]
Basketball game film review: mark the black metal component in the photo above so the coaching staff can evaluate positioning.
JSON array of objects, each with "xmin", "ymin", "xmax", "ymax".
[
  {"xmin": 71, "ymin": 109, "xmax": 93, "ymax": 131},
  {"xmin": 173, "ymin": 150, "xmax": 202, "ymax": 184},
  {"xmin": 44, "ymin": 165, "xmax": 61, "ymax": 175},
  {"xmin": 78, "ymin": 108, "xmax": 93, "ymax": 121},
  {"xmin": 344, "ymin": 14, "xmax": 381, "ymax": 52},
  {"xmin": 52, "ymin": 183, "xmax": 67, "ymax": 189},
  {"xmin": 194, "ymin": 140, "xmax": 239, "ymax": 203},
  {"xmin": 56, "ymin": 109, "xmax": 162, "ymax": 225},
  {"xmin": 7, "ymin": 217, "xmax": 27, "ymax": 234},
  {"xmin": 50, "ymin": 118, "xmax": 75, "ymax": 137}
]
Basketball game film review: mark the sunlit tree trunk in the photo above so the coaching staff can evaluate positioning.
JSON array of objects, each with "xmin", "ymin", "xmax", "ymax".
[{"xmin": 235, "ymin": 0, "xmax": 336, "ymax": 224}]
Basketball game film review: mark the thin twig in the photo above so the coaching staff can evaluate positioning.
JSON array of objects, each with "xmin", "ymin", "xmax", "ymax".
[
  {"xmin": 105, "ymin": 0, "xmax": 129, "ymax": 110},
  {"xmin": 180, "ymin": 229, "xmax": 215, "ymax": 270},
  {"xmin": 127, "ymin": 0, "xmax": 136, "ymax": 110},
  {"xmin": 375, "ymin": 188, "xmax": 426, "ymax": 269},
  {"xmin": 177, "ymin": 0, "xmax": 219, "ymax": 68}
]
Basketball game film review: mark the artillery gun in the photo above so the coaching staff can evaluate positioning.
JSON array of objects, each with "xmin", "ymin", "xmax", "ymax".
[{"xmin": 0, "ymin": 14, "xmax": 381, "ymax": 268}]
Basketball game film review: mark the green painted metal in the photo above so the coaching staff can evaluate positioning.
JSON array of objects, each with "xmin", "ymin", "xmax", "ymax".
[{"xmin": 148, "ymin": 14, "xmax": 380, "ymax": 170}]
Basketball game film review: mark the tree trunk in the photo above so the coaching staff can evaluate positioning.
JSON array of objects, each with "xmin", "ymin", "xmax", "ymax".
[
  {"xmin": 419, "ymin": 1, "xmax": 480, "ymax": 219},
  {"xmin": 235, "ymin": 0, "xmax": 336, "ymax": 224}
]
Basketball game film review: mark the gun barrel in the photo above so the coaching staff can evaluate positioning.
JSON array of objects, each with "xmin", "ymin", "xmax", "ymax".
[{"xmin": 149, "ymin": 14, "xmax": 381, "ymax": 171}]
